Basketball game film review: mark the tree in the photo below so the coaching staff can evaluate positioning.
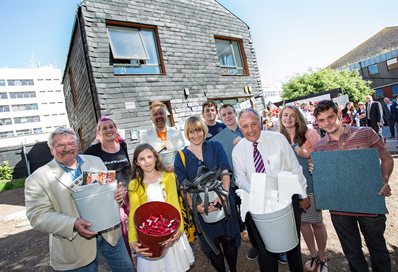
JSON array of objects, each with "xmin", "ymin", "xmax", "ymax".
[{"xmin": 281, "ymin": 68, "xmax": 374, "ymax": 105}]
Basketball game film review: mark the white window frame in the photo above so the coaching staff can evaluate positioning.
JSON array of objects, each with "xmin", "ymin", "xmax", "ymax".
[
  {"xmin": 107, "ymin": 26, "xmax": 149, "ymax": 61},
  {"xmin": 215, "ymin": 37, "xmax": 247, "ymax": 76},
  {"xmin": 387, "ymin": 58, "xmax": 398, "ymax": 70}
]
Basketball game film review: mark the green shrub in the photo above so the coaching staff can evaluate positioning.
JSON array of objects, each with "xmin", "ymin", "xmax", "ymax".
[
  {"xmin": 0, "ymin": 161, "xmax": 13, "ymax": 181},
  {"xmin": 0, "ymin": 178, "xmax": 25, "ymax": 192}
]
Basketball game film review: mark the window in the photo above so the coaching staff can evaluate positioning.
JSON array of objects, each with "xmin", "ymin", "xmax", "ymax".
[
  {"xmin": 367, "ymin": 64, "xmax": 378, "ymax": 76},
  {"xmin": 387, "ymin": 58, "xmax": 398, "ymax": 71},
  {"xmin": 14, "ymin": 115, "xmax": 40, "ymax": 124},
  {"xmin": 0, "ymin": 105, "xmax": 10, "ymax": 112},
  {"xmin": 106, "ymin": 21, "xmax": 164, "ymax": 75},
  {"xmin": 9, "ymin": 91, "xmax": 36, "ymax": 99},
  {"xmin": 33, "ymin": 128, "xmax": 42, "ymax": 134},
  {"xmin": 68, "ymin": 68, "xmax": 78, "ymax": 108},
  {"xmin": 16, "ymin": 129, "xmax": 31, "ymax": 136},
  {"xmin": 0, "ymin": 80, "xmax": 5, "ymax": 86},
  {"xmin": 0, "ymin": 131, "xmax": 13, "ymax": 138},
  {"xmin": 215, "ymin": 36, "xmax": 248, "ymax": 76},
  {"xmin": 0, "ymin": 92, "xmax": 7, "ymax": 99},
  {"xmin": 392, "ymin": 84, "xmax": 398, "ymax": 96},
  {"xmin": 108, "ymin": 26, "xmax": 149, "ymax": 60},
  {"xmin": 0, "ymin": 118, "xmax": 12, "ymax": 126},
  {"xmin": 7, "ymin": 79, "xmax": 34, "ymax": 86},
  {"xmin": 11, "ymin": 103, "xmax": 38, "ymax": 111},
  {"xmin": 374, "ymin": 88, "xmax": 385, "ymax": 100}
]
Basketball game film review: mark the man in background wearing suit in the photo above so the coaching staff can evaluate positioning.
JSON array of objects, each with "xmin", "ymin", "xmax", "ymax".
[
  {"xmin": 366, "ymin": 95, "xmax": 383, "ymax": 138},
  {"xmin": 25, "ymin": 127, "xmax": 134, "ymax": 271},
  {"xmin": 383, "ymin": 97, "xmax": 395, "ymax": 138},
  {"xmin": 390, "ymin": 95, "xmax": 398, "ymax": 148}
]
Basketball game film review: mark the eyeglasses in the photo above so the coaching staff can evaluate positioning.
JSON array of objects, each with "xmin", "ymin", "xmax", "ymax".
[{"xmin": 54, "ymin": 142, "xmax": 77, "ymax": 150}]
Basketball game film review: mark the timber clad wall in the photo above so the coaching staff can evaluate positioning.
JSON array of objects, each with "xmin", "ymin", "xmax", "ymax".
[{"xmin": 63, "ymin": 0, "xmax": 262, "ymax": 152}]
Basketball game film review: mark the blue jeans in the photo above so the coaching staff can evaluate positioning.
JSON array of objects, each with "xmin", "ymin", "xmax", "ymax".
[
  {"xmin": 66, "ymin": 234, "xmax": 134, "ymax": 272},
  {"xmin": 331, "ymin": 214, "xmax": 390, "ymax": 272}
]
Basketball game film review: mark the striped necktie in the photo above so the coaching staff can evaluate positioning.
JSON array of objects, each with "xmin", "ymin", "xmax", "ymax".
[{"xmin": 253, "ymin": 142, "xmax": 266, "ymax": 173}]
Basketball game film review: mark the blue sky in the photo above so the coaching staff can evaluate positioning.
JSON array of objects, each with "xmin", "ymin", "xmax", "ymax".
[{"xmin": 1, "ymin": 0, "xmax": 397, "ymax": 85}]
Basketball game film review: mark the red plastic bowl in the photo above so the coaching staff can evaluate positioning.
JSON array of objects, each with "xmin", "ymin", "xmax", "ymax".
[{"xmin": 134, "ymin": 201, "xmax": 181, "ymax": 258}]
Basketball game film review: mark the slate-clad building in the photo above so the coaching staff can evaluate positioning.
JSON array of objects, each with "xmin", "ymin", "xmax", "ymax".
[{"xmin": 62, "ymin": 0, "xmax": 263, "ymax": 152}]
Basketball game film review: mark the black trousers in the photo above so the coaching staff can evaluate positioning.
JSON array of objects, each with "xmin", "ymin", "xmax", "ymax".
[
  {"xmin": 245, "ymin": 196, "xmax": 303, "ymax": 272},
  {"xmin": 387, "ymin": 119, "xmax": 395, "ymax": 137}
]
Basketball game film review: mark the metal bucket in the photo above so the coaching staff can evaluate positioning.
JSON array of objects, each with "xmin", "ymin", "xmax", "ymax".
[{"xmin": 72, "ymin": 182, "xmax": 120, "ymax": 232}]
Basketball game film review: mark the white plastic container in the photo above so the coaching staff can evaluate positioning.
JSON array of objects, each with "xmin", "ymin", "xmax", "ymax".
[
  {"xmin": 72, "ymin": 182, "xmax": 120, "ymax": 232},
  {"xmin": 199, "ymin": 191, "xmax": 225, "ymax": 223},
  {"xmin": 159, "ymin": 150, "xmax": 176, "ymax": 167},
  {"xmin": 251, "ymin": 201, "xmax": 298, "ymax": 253}
]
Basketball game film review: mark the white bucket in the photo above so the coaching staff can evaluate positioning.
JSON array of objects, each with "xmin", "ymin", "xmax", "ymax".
[
  {"xmin": 251, "ymin": 201, "xmax": 298, "ymax": 253},
  {"xmin": 159, "ymin": 151, "xmax": 176, "ymax": 166},
  {"xmin": 199, "ymin": 191, "xmax": 225, "ymax": 223},
  {"xmin": 72, "ymin": 182, "xmax": 120, "ymax": 232}
]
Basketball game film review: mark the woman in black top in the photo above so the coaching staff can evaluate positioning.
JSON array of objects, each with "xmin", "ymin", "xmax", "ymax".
[
  {"xmin": 84, "ymin": 116, "xmax": 132, "ymax": 259},
  {"xmin": 356, "ymin": 102, "xmax": 367, "ymax": 127}
]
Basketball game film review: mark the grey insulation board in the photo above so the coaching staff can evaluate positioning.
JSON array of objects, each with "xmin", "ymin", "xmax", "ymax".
[{"xmin": 311, "ymin": 148, "xmax": 387, "ymax": 214}]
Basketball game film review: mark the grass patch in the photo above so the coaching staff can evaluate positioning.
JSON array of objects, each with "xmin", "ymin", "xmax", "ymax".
[{"xmin": 0, "ymin": 178, "xmax": 25, "ymax": 192}]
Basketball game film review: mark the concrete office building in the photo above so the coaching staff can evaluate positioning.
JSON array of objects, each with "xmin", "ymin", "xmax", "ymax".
[
  {"xmin": 329, "ymin": 27, "xmax": 398, "ymax": 101},
  {"xmin": 0, "ymin": 66, "xmax": 69, "ymax": 148}
]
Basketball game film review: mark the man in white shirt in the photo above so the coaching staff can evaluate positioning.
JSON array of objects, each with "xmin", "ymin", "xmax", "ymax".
[
  {"xmin": 232, "ymin": 108, "xmax": 309, "ymax": 272},
  {"xmin": 141, "ymin": 101, "xmax": 185, "ymax": 170}
]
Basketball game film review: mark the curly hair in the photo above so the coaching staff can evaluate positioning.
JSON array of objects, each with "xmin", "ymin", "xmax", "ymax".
[
  {"xmin": 279, "ymin": 105, "xmax": 308, "ymax": 146},
  {"xmin": 130, "ymin": 143, "xmax": 167, "ymax": 192}
]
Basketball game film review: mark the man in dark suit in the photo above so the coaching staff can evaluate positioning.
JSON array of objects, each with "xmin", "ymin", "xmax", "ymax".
[
  {"xmin": 390, "ymin": 95, "xmax": 398, "ymax": 147},
  {"xmin": 365, "ymin": 95, "xmax": 383, "ymax": 137},
  {"xmin": 382, "ymin": 97, "xmax": 395, "ymax": 138}
]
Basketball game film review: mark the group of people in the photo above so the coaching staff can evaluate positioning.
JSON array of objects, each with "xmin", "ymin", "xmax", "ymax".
[
  {"xmin": 265, "ymin": 95, "xmax": 398, "ymax": 141},
  {"xmin": 24, "ymin": 98, "xmax": 393, "ymax": 272}
]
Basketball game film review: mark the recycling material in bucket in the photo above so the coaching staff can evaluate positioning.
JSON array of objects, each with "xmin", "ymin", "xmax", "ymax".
[
  {"xmin": 134, "ymin": 201, "xmax": 181, "ymax": 259},
  {"xmin": 199, "ymin": 191, "xmax": 226, "ymax": 223},
  {"xmin": 251, "ymin": 200, "xmax": 298, "ymax": 253},
  {"xmin": 72, "ymin": 182, "xmax": 120, "ymax": 232}
]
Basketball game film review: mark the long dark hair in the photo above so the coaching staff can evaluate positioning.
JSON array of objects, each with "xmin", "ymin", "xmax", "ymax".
[
  {"xmin": 279, "ymin": 105, "xmax": 308, "ymax": 146},
  {"xmin": 130, "ymin": 143, "xmax": 167, "ymax": 192}
]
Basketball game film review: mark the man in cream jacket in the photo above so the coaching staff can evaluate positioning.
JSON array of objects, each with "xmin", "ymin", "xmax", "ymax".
[{"xmin": 25, "ymin": 127, "xmax": 134, "ymax": 271}]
